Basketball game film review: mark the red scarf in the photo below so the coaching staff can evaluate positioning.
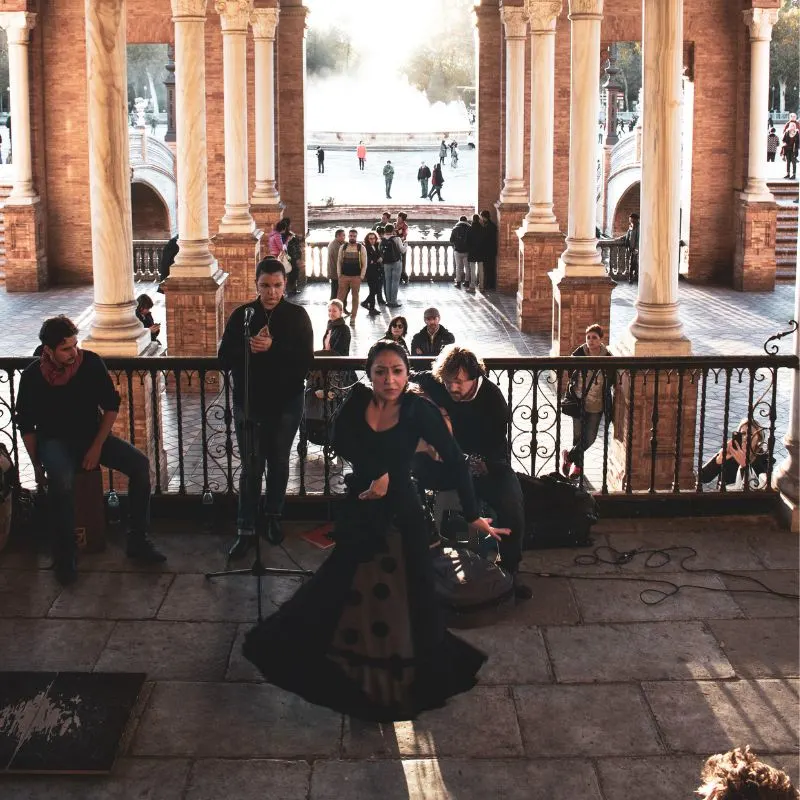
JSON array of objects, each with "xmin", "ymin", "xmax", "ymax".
[{"xmin": 40, "ymin": 347, "xmax": 84, "ymax": 386}]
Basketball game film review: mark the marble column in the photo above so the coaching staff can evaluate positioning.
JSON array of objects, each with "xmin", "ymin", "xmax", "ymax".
[
  {"xmin": 250, "ymin": 6, "xmax": 282, "ymax": 233},
  {"xmin": 165, "ymin": 0, "xmax": 227, "ymax": 360},
  {"xmin": 548, "ymin": 0, "xmax": 613, "ymax": 354},
  {"xmin": 733, "ymin": 7, "xmax": 780, "ymax": 292},
  {"xmin": 516, "ymin": 0, "xmax": 564, "ymax": 331},
  {"xmin": 82, "ymin": 0, "xmax": 150, "ymax": 357},
  {"xmin": 775, "ymin": 234, "xmax": 800, "ymax": 532},
  {"xmin": 495, "ymin": 5, "xmax": 529, "ymax": 292},
  {"xmin": 0, "ymin": 12, "xmax": 47, "ymax": 291},
  {"xmin": 212, "ymin": 0, "xmax": 260, "ymax": 315},
  {"xmin": 610, "ymin": 0, "xmax": 696, "ymax": 492}
]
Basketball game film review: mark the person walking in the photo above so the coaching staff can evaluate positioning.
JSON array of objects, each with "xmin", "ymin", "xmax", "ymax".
[
  {"xmin": 380, "ymin": 223, "xmax": 406, "ymax": 308},
  {"xmin": 428, "ymin": 163, "xmax": 445, "ymax": 201},
  {"xmin": 449, "ymin": 215, "xmax": 471, "ymax": 288},
  {"xmin": 560, "ymin": 324, "xmax": 614, "ymax": 481},
  {"xmin": 337, "ymin": 229, "xmax": 368, "ymax": 325},
  {"xmin": 417, "ymin": 162, "xmax": 431, "ymax": 197},
  {"xmin": 466, "ymin": 214, "xmax": 486, "ymax": 293},
  {"xmin": 316, "ymin": 146, "xmax": 325, "ymax": 174},
  {"xmin": 357, "ymin": 140, "xmax": 367, "ymax": 171},
  {"xmin": 782, "ymin": 120, "xmax": 799, "ymax": 180},
  {"xmin": 360, "ymin": 231, "xmax": 384, "ymax": 317},
  {"xmin": 383, "ymin": 160, "xmax": 395, "ymax": 199}
]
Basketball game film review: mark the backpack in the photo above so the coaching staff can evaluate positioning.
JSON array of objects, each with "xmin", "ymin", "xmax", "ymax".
[
  {"xmin": 340, "ymin": 243, "xmax": 363, "ymax": 276},
  {"xmin": 380, "ymin": 236, "xmax": 401, "ymax": 263},
  {"xmin": 451, "ymin": 223, "xmax": 469, "ymax": 252},
  {"xmin": 517, "ymin": 471, "xmax": 599, "ymax": 549}
]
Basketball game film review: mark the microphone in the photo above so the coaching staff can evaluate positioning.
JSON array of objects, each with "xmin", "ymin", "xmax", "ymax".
[{"xmin": 243, "ymin": 306, "xmax": 253, "ymax": 334}]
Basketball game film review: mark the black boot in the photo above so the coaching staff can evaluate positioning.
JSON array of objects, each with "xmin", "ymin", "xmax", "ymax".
[
  {"xmin": 227, "ymin": 533, "xmax": 254, "ymax": 560},
  {"xmin": 127, "ymin": 532, "xmax": 167, "ymax": 564},
  {"xmin": 264, "ymin": 514, "xmax": 284, "ymax": 546},
  {"xmin": 52, "ymin": 534, "xmax": 78, "ymax": 586},
  {"xmin": 513, "ymin": 576, "xmax": 533, "ymax": 601}
]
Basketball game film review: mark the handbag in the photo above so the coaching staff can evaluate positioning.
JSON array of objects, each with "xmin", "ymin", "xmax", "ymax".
[
  {"xmin": 277, "ymin": 249, "xmax": 293, "ymax": 274},
  {"xmin": 560, "ymin": 385, "xmax": 581, "ymax": 418}
]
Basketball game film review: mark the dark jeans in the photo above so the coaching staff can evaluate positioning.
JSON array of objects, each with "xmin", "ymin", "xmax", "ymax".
[
  {"xmin": 359, "ymin": 158, "xmax": 365, "ymax": 170},
  {"xmin": 787, "ymin": 155, "xmax": 798, "ymax": 178},
  {"xmin": 413, "ymin": 457, "xmax": 524, "ymax": 574},
  {"xmin": 234, "ymin": 395, "xmax": 303, "ymax": 531},
  {"xmin": 318, "ymin": 160, "xmax": 324, "ymax": 173},
  {"xmin": 385, "ymin": 177, "xmax": 393, "ymax": 197},
  {"xmin": 429, "ymin": 185, "xmax": 443, "ymax": 200},
  {"xmin": 419, "ymin": 178, "xmax": 429, "ymax": 197},
  {"xmin": 330, "ymin": 279, "xmax": 339, "ymax": 301},
  {"xmin": 568, "ymin": 411, "xmax": 603, "ymax": 468},
  {"xmin": 363, "ymin": 274, "xmax": 383, "ymax": 309},
  {"xmin": 38, "ymin": 435, "xmax": 151, "ymax": 557}
]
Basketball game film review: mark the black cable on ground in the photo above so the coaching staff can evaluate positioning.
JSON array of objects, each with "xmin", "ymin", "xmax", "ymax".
[{"xmin": 518, "ymin": 544, "xmax": 799, "ymax": 606}]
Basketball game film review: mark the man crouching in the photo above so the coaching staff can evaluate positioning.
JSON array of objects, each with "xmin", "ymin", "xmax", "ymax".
[{"xmin": 15, "ymin": 316, "xmax": 165, "ymax": 585}]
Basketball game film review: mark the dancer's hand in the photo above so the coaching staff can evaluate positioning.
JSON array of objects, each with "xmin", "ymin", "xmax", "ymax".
[
  {"xmin": 469, "ymin": 517, "xmax": 511, "ymax": 542},
  {"xmin": 359, "ymin": 473, "xmax": 389, "ymax": 500}
]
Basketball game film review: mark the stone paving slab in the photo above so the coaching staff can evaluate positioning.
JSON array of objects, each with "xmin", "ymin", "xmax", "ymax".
[
  {"xmin": 0, "ymin": 569, "xmax": 63, "ymax": 617},
  {"xmin": 642, "ymin": 679, "xmax": 800, "ymax": 754},
  {"xmin": 156, "ymin": 572, "xmax": 303, "ymax": 623},
  {"xmin": 132, "ymin": 681, "xmax": 342, "ymax": 758},
  {"xmin": 595, "ymin": 755, "xmax": 706, "ymax": 800},
  {"xmin": 310, "ymin": 758, "xmax": 603, "ymax": 800},
  {"xmin": 0, "ymin": 757, "xmax": 191, "ymax": 800},
  {"xmin": 570, "ymin": 573, "xmax": 744, "ymax": 623},
  {"xmin": 185, "ymin": 759, "xmax": 311, "ymax": 800},
  {"xmin": 0, "ymin": 618, "xmax": 114, "ymax": 671},
  {"xmin": 545, "ymin": 621, "xmax": 735, "ymax": 683},
  {"xmin": 747, "ymin": 531, "xmax": 800, "ymax": 570},
  {"xmin": 495, "ymin": 576, "xmax": 581, "ymax": 627},
  {"xmin": 606, "ymin": 529, "xmax": 765, "ymax": 572},
  {"xmin": 94, "ymin": 621, "xmax": 238, "ymax": 681},
  {"xmin": 513, "ymin": 684, "xmax": 664, "ymax": 757},
  {"xmin": 456, "ymin": 625, "xmax": 551, "ymax": 685},
  {"xmin": 343, "ymin": 687, "xmax": 523, "ymax": 759},
  {"xmin": 519, "ymin": 533, "xmax": 621, "ymax": 576},
  {"xmin": 707, "ymin": 618, "xmax": 800, "ymax": 680},
  {"xmin": 47, "ymin": 571, "xmax": 174, "ymax": 620},
  {"xmin": 225, "ymin": 622, "xmax": 266, "ymax": 682},
  {"xmin": 721, "ymin": 570, "xmax": 800, "ymax": 619}
]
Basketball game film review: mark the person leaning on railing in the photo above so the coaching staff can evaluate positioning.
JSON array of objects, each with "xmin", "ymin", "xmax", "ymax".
[
  {"xmin": 614, "ymin": 212, "xmax": 639, "ymax": 282},
  {"xmin": 561, "ymin": 324, "xmax": 615, "ymax": 481},
  {"xmin": 699, "ymin": 419, "xmax": 774, "ymax": 490}
]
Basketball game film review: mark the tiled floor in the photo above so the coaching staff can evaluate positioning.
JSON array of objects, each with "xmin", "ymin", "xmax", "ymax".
[{"xmin": 0, "ymin": 515, "xmax": 796, "ymax": 799}]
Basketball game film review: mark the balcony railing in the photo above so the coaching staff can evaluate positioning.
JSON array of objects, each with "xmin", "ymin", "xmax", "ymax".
[
  {"xmin": 305, "ymin": 241, "xmax": 455, "ymax": 282},
  {"xmin": 598, "ymin": 240, "xmax": 632, "ymax": 280},
  {"xmin": 133, "ymin": 239, "xmax": 167, "ymax": 282},
  {"xmin": 1, "ymin": 352, "xmax": 795, "ymax": 509}
]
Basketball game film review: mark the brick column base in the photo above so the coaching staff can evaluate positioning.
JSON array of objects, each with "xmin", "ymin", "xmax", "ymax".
[
  {"xmin": 251, "ymin": 202, "xmax": 284, "ymax": 239},
  {"xmin": 608, "ymin": 339, "xmax": 697, "ymax": 491},
  {"xmin": 211, "ymin": 231, "xmax": 261, "ymax": 318},
  {"xmin": 494, "ymin": 201, "xmax": 528, "ymax": 292},
  {"xmin": 3, "ymin": 199, "xmax": 47, "ymax": 292},
  {"xmin": 104, "ymin": 356, "xmax": 169, "ymax": 494},
  {"xmin": 733, "ymin": 193, "xmax": 777, "ymax": 292},
  {"xmin": 517, "ymin": 230, "xmax": 563, "ymax": 332},
  {"xmin": 549, "ymin": 270, "xmax": 615, "ymax": 356}
]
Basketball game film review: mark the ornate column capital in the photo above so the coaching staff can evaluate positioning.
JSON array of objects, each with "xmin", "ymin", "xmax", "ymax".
[
  {"xmin": 0, "ymin": 12, "xmax": 37, "ymax": 44},
  {"xmin": 525, "ymin": 0, "xmax": 562, "ymax": 33},
  {"xmin": 216, "ymin": 0, "xmax": 253, "ymax": 32},
  {"xmin": 171, "ymin": 0, "xmax": 209, "ymax": 20},
  {"xmin": 742, "ymin": 7, "xmax": 779, "ymax": 42},
  {"xmin": 250, "ymin": 7, "xmax": 279, "ymax": 40},
  {"xmin": 568, "ymin": 0, "xmax": 602, "ymax": 21},
  {"xmin": 501, "ymin": 6, "xmax": 528, "ymax": 38}
]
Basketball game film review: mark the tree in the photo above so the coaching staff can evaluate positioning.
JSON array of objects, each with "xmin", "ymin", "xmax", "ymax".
[
  {"xmin": 402, "ymin": 0, "xmax": 474, "ymax": 104},
  {"xmin": 126, "ymin": 44, "xmax": 168, "ymax": 112},
  {"xmin": 770, "ymin": 1, "xmax": 799, "ymax": 113},
  {"xmin": 306, "ymin": 28, "xmax": 359, "ymax": 77},
  {"xmin": 615, "ymin": 42, "xmax": 642, "ymax": 112}
]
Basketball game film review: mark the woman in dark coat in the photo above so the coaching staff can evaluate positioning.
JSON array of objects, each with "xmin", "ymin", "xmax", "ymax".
[
  {"xmin": 382, "ymin": 316, "xmax": 409, "ymax": 354},
  {"xmin": 322, "ymin": 299, "xmax": 351, "ymax": 356},
  {"xmin": 428, "ymin": 163, "xmax": 445, "ymax": 201},
  {"xmin": 465, "ymin": 214, "xmax": 487, "ymax": 294},
  {"xmin": 361, "ymin": 231, "xmax": 384, "ymax": 316}
]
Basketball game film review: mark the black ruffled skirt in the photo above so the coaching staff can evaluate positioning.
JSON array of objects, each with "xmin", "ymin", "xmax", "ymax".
[{"xmin": 242, "ymin": 484, "xmax": 487, "ymax": 721}]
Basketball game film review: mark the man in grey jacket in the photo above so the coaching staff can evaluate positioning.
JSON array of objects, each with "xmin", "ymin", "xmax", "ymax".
[{"xmin": 327, "ymin": 228, "xmax": 346, "ymax": 306}]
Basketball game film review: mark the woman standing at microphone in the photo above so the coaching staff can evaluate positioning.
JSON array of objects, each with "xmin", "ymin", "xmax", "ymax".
[{"xmin": 218, "ymin": 257, "xmax": 314, "ymax": 560}]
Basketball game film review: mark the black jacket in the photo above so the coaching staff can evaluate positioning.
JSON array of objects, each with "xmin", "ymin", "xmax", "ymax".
[
  {"xmin": 417, "ymin": 165, "xmax": 431, "ymax": 180},
  {"xmin": 324, "ymin": 318, "xmax": 351, "ymax": 356},
  {"xmin": 410, "ymin": 325, "xmax": 455, "ymax": 357},
  {"xmin": 467, "ymin": 222, "xmax": 488, "ymax": 262},
  {"xmin": 569, "ymin": 344, "xmax": 615, "ymax": 418},
  {"xmin": 159, "ymin": 235, "xmax": 179, "ymax": 282},
  {"xmin": 219, "ymin": 297, "xmax": 314, "ymax": 417}
]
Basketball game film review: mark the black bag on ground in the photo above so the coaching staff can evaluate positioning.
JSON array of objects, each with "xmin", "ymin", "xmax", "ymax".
[
  {"xmin": 432, "ymin": 546, "xmax": 514, "ymax": 629},
  {"xmin": 517, "ymin": 471, "xmax": 598, "ymax": 549}
]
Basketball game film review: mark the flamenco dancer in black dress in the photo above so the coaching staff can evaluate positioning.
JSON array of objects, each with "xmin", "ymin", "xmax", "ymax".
[{"xmin": 243, "ymin": 340, "xmax": 510, "ymax": 721}]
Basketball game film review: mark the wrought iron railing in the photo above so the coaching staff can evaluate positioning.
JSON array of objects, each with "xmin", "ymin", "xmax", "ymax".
[
  {"xmin": 133, "ymin": 239, "xmax": 167, "ymax": 282},
  {"xmin": 305, "ymin": 241, "xmax": 455, "ymax": 282},
  {"xmin": 0, "ymin": 352, "xmax": 795, "ymax": 504}
]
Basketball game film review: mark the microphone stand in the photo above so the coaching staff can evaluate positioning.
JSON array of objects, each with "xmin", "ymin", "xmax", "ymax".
[{"xmin": 205, "ymin": 304, "xmax": 313, "ymax": 623}]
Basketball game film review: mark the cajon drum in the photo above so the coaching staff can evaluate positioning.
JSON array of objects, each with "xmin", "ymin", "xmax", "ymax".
[{"xmin": 74, "ymin": 469, "xmax": 106, "ymax": 553}]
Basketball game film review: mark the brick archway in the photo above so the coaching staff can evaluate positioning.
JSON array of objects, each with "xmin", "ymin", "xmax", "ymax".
[
  {"xmin": 611, "ymin": 181, "xmax": 640, "ymax": 236},
  {"xmin": 131, "ymin": 181, "xmax": 170, "ymax": 239}
]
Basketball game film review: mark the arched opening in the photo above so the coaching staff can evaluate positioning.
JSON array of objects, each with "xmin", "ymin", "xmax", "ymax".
[
  {"xmin": 612, "ymin": 182, "xmax": 640, "ymax": 236},
  {"xmin": 131, "ymin": 181, "xmax": 170, "ymax": 239}
]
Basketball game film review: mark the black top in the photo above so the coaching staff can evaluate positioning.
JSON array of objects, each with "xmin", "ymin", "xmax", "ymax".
[
  {"xmin": 332, "ymin": 384, "xmax": 479, "ymax": 521},
  {"xmin": 467, "ymin": 222, "xmax": 488, "ymax": 262},
  {"xmin": 410, "ymin": 372, "xmax": 509, "ymax": 468},
  {"xmin": 324, "ymin": 318, "xmax": 351, "ymax": 356},
  {"xmin": 409, "ymin": 325, "xmax": 455, "ymax": 357},
  {"xmin": 219, "ymin": 297, "xmax": 314, "ymax": 416},
  {"xmin": 700, "ymin": 452, "xmax": 772, "ymax": 488},
  {"xmin": 15, "ymin": 350, "xmax": 121, "ymax": 444}
]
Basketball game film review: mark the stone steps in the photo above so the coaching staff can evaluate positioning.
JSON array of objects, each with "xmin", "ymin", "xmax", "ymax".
[{"xmin": 768, "ymin": 180, "xmax": 798, "ymax": 281}]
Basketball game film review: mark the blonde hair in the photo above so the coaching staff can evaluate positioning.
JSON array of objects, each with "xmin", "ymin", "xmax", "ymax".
[
  {"xmin": 696, "ymin": 747, "xmax": 799, "ymax": 800},
  {"xmin": 328, "ymin": 299, "xmax": 344, "ymax": 312}
]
